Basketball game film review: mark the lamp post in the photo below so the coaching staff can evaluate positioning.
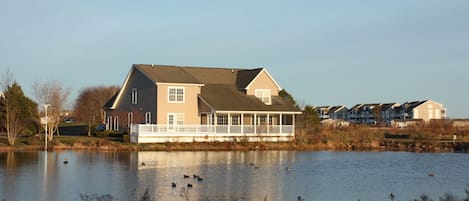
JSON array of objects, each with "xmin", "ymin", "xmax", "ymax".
[{"xmin": 42, "ymin": 104, "xmax": 51, "ymax": 151}]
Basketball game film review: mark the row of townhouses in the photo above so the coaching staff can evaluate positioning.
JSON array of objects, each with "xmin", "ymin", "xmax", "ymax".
[{"xmin": 315, "ymin": 100, "xmax": 447, "ymax": 126}]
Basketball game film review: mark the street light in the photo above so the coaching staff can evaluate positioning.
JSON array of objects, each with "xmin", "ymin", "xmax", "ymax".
[{"xmin": 42, "ymin": 104, "xmax": 51, "ymax": 151}]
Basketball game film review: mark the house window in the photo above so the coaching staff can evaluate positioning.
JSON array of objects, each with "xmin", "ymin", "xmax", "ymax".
[
  {"xmin": 168, "ymin": 87, "xmax": 184, "ymax": 103},
  {"xmin": 217, "ymin": 114, "xmax": 228, "ymax": 125},
  {"xmin": 145, "ymin": 112, "xmax": 151, "ymax": 124},
  {"xmin": 168, "ymin": 113, "xmax": 184, "ymax": 125},
  {"xmin": 131, "ymin": 88, "xmax": 138, "ymax": 104},
  {"xmin": 255, "ymin": 89, "xmax": 271, "ymax": 105},
  {"xmin": 113, "ymin": 116, "xmax": 119, "ymax": 131},
  {"xmin": 107, "ymin": 116, "xmax": 112, "ymax": 130},
  {"xmin": 128, "ymin": 112, "xmax": 133, "ymax": 127},
  {"xmin": 231, "ymin": 115, "xmax": 240, "ymax": 125}
]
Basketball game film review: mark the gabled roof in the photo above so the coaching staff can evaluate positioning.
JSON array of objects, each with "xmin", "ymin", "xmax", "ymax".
[
  {"xmin": 107, "ymin": 64, "xmax": 299, "ymax": 112},
  {"xmin": 199, "ymin": 84, "xmax": 299, "ymax": 112},
  {"xmin": 329, "ymin": 105, "xmax": 347, "ymax": 113}
]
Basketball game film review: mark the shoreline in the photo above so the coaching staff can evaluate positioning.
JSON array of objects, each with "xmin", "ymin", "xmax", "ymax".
[{"xmin": 1, "ymin": 136, "xmax": 469, "ymax": 153}]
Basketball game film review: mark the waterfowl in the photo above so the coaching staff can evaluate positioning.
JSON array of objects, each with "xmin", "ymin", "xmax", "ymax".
[
  {"xmin": 63, "ymin": 158, "xmax": 69, "ymax": 164},
  {"xmin": 171, "ymin": 182, "xmax": 176, "ymax": 188},
  {"xmin": 141, "ymin": 162, "xmax": 146, "ymax": 166},
  {"xmin": 183, "ymin": 174, "xmax": 190, "ymax": 178},
  {"xmin": 197, "ymin": 177, "xmax": 203, "ymax": 181},
  {"xmin": 187, "ymin": 184, "xmax": 193, "ymax": 188},
  {"xmin": 389, "ymin": 193, "xmax": 395, "ymax": 200},
  {"xmin": 428, "ymin": 173, "xmax": 435, "ymax": 177},
  {"xmin": 193, "ymin": 174, "xmax": 199, "ymax": 179}
]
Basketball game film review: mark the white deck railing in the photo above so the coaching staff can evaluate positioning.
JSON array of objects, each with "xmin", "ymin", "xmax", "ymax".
[
  {"xmin": 131, "ymin": 124, "xmax": 294, "ymax": 136},
  {"xmin": 129, "ymin": 124, "xmax": 295, "ymax": 143}
]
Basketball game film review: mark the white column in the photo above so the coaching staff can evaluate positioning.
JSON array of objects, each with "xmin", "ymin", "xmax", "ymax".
[
  {"xmin": 267, "ymin": 113, "xmax": 270, "ymax": 134},
  {"xmin": 280, "ymin": 113, "xmax": 283, "ymax": 134},
  {"xmin": 254, "ymin": 113, "xmax": 257, "ymax": 134},
  {"xmin": 241, "ymin": 113, "xmax": 244, "ymax": 134},
  {"xmin": 228, "ymin": 113, "xmax": 231, "ymax": 134},
  {"xmin": 292, "ymin": 114, "xmax": 296, "ymax": 134}
]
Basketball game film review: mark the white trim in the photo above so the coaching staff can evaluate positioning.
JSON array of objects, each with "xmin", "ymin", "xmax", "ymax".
[
  {"xmin": 128, "ymin": 112, "xmax": 133, "ymax": 127},
  {"xmin": 131, "ymin": 88, "xmax": 138, "ymax": 104},
  {"xmin": 168, "ymin": 113, "xmax": 185, "ymax": 125},
  {"xmin": 198, "ymin": 96, "xmax": 216, "ymax": 112},
  {"xmin": 113, "ymin": 116, "xmax": 119, "ymax": 131},
  {"xmin": 156, "ymin": 82, "xmax": 204, "ymax": 87},
  {"xmin": 244, "ymin": 68, "xmax": 282, "ymax": 91},
  {"xmin": 255, "ymin": 89, "xmax": 272, "ymax": 105},
  {"xmin": 168, "ymin": 86, "xmax": 185, "ymax": 103},
  {"xmin": 145, "ymin": 112, "xmax": 152, "ymax": 124},
  {"xmin": 109, "ymin": 67, "xmax": 135, "ymax": 109},
  {"xmin": 215, "ymin": 110, "xmax": 302, "ymax": 114}
]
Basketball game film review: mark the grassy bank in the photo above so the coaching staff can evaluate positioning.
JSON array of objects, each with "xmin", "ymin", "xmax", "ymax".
[{"xmin": 1, "ymin": 123, "xmax": 469, "ymax": 152}]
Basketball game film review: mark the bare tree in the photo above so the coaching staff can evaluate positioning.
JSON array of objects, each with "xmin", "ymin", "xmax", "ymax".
[
  {"xmin": 33, "ymin": 80, "xmax": 71, "ymax": 141},
  {"xmin": 74, "ymin": 85, "xmax": 119, "ymax": 136}
]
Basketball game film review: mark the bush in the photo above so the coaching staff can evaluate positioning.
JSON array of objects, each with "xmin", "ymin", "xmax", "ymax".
[
  {"xmin": 123, "ymin": 134, "xmax": 130, "ymax": 143},
  {"xmin": 94, "ymin": 130, "xmax": 115, "ymax": 138}
]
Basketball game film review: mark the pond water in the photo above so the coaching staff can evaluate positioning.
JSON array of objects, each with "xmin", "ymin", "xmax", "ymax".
[{"xmin": 1, "ymin": 151, "xmax": 469, "ymax": 201}]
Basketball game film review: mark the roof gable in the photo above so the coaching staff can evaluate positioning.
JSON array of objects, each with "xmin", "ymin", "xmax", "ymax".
[
  {"xmin": 105, "ymin": 64, "xmax": 299, "ymax": 113},
  {"xmin": 244, "ymin": 68, "xmax": 282, "ymax": 91}
]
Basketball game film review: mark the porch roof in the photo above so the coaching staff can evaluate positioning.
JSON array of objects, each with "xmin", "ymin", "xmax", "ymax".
[{"xmin": 199, "ymin": 84, "xmax": 301, "ymax": 113}]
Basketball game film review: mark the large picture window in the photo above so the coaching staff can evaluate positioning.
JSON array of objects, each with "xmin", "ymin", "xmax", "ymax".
[
  {"xmin": 168, "ymin": 87, "xmax": 184, "ymax": 103},
  {"xmin": 255, "ymin": 89, "xmax": 271, "ymax": 105}
]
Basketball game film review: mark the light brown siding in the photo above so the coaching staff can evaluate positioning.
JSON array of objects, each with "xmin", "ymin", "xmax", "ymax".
[
  {"xmin": 413, "ymin": 100, "xmax": 446, "ymax": 121},
  {"xmin": 246, "ymin": 71, "xmax": 279, "ymax": 96},
  {"xmin": 156, "ymin": 84, "xmax": 201, "ymax": 124}
]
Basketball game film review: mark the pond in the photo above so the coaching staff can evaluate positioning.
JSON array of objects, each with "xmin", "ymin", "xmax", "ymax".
[{"xmin": 1, "ymin": 151, "xmax": 469, "ymax": 201}]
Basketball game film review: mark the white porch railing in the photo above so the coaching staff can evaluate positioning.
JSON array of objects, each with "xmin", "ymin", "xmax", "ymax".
[{"xmin": 130, "ymin": 124, "xmax": 295, "ymax": 143}]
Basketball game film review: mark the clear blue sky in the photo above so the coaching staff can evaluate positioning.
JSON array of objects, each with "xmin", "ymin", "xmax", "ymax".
[{"xmin": 1, "ymin": 1, "xmax": 469, "ymax": 118}]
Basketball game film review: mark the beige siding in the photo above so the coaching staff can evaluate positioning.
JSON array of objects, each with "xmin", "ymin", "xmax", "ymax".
[
  {"xmin": 413, "ymin": 100, "xmax": 446, "ymax": 121},
  {"xmin": 156, "ymin": 84, "xmax": 201, "ymax": 124},
  {"xmin": 246, "ymin": 70, "xmax": 279, "ymax": 96}
]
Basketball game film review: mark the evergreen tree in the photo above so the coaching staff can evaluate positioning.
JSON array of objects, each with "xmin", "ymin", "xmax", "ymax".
[{"xmin": 0, "ymin": 82, "xmax": 39, "ymax": 145}]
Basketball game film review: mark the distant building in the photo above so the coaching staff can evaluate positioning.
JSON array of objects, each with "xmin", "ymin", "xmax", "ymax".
[
  {"xmin": 394, "ymin": 100, "xmax": 447, "ymax": 122},
  {"xmin": 314, "ymin": 100, "xmax": 447, "ymax": 127}
]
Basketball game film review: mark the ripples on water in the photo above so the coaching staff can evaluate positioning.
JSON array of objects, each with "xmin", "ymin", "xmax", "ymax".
[{"xmin": 1, "ymin": 151, "xmax": 469, "ymax": 201}]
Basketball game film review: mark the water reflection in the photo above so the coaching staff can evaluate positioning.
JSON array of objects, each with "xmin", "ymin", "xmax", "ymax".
[
  {"xmin": 1, "ymin": 151, "xmax": 469, "ymax": 201},
  {"xmin": 135, "ymin": 151, "xmax": 296, "ymax": 200}
]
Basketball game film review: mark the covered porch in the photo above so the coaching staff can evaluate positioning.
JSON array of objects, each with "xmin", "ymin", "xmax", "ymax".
[{"xmin": 130, "ymin": 112, "xmax": 298, "ymax": 143}]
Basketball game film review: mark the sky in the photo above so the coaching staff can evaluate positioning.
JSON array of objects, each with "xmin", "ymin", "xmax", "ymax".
[{"xmin": 1, "ymin": 1, "xmax": 469, "ymax": 118}]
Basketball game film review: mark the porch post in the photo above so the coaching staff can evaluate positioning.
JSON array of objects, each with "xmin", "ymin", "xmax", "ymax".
[
  {"xmin": 280, "ymin": 113, "xmax": 283, "ymax": 134},
  {"xmin": 214, "ymin": 113, "xmax": 217, "ymax": 133},
  {"xmin": 241, "ymin": 113, "xmax": 244, "ymax": 134},
  {"xmin": 228, "ymin": 113, "xmax": 231, "ymax": 134},
  {"xmin": 292, "ymin": 114, "xmax": 296, "ymax": 135},
  {"xmin": 254, "ymin": 113, "xmax": 257, "ymax": 134},
  {"xmin": 267, "ymin": 113, "xmax": 270, "ymax": 134}
]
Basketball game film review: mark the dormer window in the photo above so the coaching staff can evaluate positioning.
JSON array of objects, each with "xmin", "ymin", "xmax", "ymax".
[{"xmin": 255, "ymin": 89, "xmax": 271, "ymax": 105}]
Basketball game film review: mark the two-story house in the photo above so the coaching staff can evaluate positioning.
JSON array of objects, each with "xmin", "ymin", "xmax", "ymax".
[
  {"xmin": 394, "ymin": 100, "xmax": 447, "ymax": 122},
  {"xmin": 104, "ymin": 64, "xmax": 301, "ymax": 143}
]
